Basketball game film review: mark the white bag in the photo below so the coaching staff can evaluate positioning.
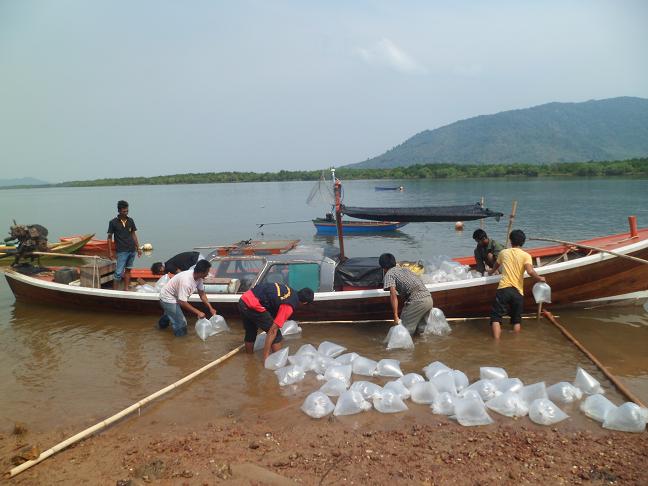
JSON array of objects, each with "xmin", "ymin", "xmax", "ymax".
[
  {"xmin": 465, "ymin": 379, "xmax": 500, "ymax": 401},
  {"xmin": 386, "ymin": 324, "xmax": 414, "ymax": 350},
  {"xmin": 430, "ymin": 371, "xmax": 457, "ymax": 396},
  {"xmin": 383, "ymin": 380, "xmax": 411, "ymax": 400},
  {"xmin": 422, "ymin": 361, "xmax": 451, "ymax": 380},
  {"xmin": 324, "ymin": 364, "xmax": 352, "ymax": 387},
  {"xmin": 519, "ymin": 382, "xmax": 548, "ymax": 407},
  {"xmin": 373, "ymin": 390, "xmax": 408, "ymax": 413},
  {"xmin": 574, "ymin": 367, "xmax": 604, "ymax": 395},
  {"xmin": 209, "ymin": 314, "xmax": 229, "ymax": 334},
  {"xmin": 409, "ymin": 382, "xmax": 439, "ymax": 404},
  {"xmin": 295, "ymin": 343, "xmax": 319, "ymax": 357},
  {"xmin": 311, "ymin": 354, "xmax": 337, "ymax": 375},
  {"xmin": 431, "ymin": 392, "xmax": 456, "ymax": 415},
  {"xmin": 319, "ymin": 378, "xmax": 348, "ymax": 397},
  {"xmin": 452, "ymin": 370, "xmax": 469, "ymax": 393},
  {"xmin": 453, "ymin": 396, "xmax": 494, "ymax": 426},
  {"xmin": 350, "ymin": 381, "xmax": 383, "ymax": 400},
  {"xmin": 532, "ymin": 282, "xmax": 552, "ymax": 303},
  {"xmin": 281, "ymin": 320, "xmax": 302, "ymax": 336},
  {"xmin": 264, "ymin": 347, "xmax": 289, "ymax": 370},
  {"xmin": 486, "ymin": 391, "xmax": 529, "ymax": 418},
  {"xmin": 136, "ymin": 284, "xmax": 157, "ymax": 293},
  {"xmin": 547, "ymin": 382, "xmax": 583, "ymax": 403},
  {"xmin": 287, "ymin": 354, "xmax": 316, "ymax": 372},
  {"xmin": 492, "ymin": 377, "xmax": 524, "ymax": 394},
  {"xmin": 351, "ymin": 356, "xmax": 378, "ymax": 376},
  {"xmin": 253, "ymin": 333, "xmax": 266, "ymax": 352},
  {"xmin": 195, "ymin": 318, "xmax": 213, "ymax": 341},
  {"xmin": 154, "ymin": 274, "xmax": 169, "ymax": 290},
  {"xmin": 398, "ymin": 373, "xmax": 426, "ymax": 389},
  {"xmin": 333, "ymin": 390, "xmax": 372, "ymax": 416},
  {"xmin": 335, "ymin": 352, "xmax": 360, "ymax": 365},
  {"xmin": 374, "ymin": 359, "xmax": 404, "ymax": 378},
  {"xmin": 423, "ymin": 308, "xmax": 451, "ymax": 336},
  {"xmin": 580, "ymin": 394, "xmax": 617, "ymax": 423},
  {"xmin": 480, "ymin": 366, "xmax": 508, "ymax": 380},
  {"xmin": 528, "ymin": 398, "xmax": 568, "ymax": 425},
  {"xmin": 301, "ymin": 391, "xmax": 335, "ymax": 419},
  {"xmin": 602, "ymin": 402, "xmax": 647, "ymax": 433},
  {"xmin": 274, "ymin": 365, "xmax": 305, "ymax": 386},
  {"xmin": 318, "ymin": 341, "xmax": 347, "ymax": 358}
]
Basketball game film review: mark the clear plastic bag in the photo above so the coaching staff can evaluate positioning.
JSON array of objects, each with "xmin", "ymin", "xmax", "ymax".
[
  {"xmin": 318, "ymin": 341, "xmax": 347, "ymax": 358},
  {"xmin": 409, "ymin": 382, "xmax": 440, "ymax": 404},
  {"xmin": 461, "ymin": 390, "xmax": 484, "ymax": 403},
  {"xmin": 580, "ymin": 394, "xmax": 617, "ymax": 423},
  {"xmin": 398, "ymin": 373, "xmax": 426, "ymax": 389},
  {"xmin": 301, "ymin": 391, "xmax": 335, "ymax": 419},
  {"xmin": 350, "ymin": 381, "xmax": 383, "ymax": 400},
  {"xmin": 373, "ymin": 389, "xmax": 408, "ymax": 413},
  {"xmin": 319, "ymin": 378, "xmax": 348, "ymax": 397},
  {"xmin": 486, "ymin": 391, "xmax": 529, "ymax": 417},
  {"xmin": 296, "ymin": 343, "xmax": 319, "ymax": 357},
  {"xmin": 281, "ymin": 320, "xmax": 302, "ymax": 336},
  {"xmin": 386, "ymin": 324, "xmax": 415, "ymax": 350},
  {"xmin": 453, "ymin": 396, "xmax": 494, "ymax": 426},
  {"xmin": 492, "ymin": 377, "xmax": 524, "ymax": 394},
  {"xmin": 195, "ymin": 318, "xmax": 213, "ymax": 341},
  {"xmin": 155, "ymin": 274, "xmax": 169, "ymax": 290},
  {"xmin": 333, "ymin": 390, "xmax": 372, "ymax": 416},
  {"xmin": 465, "ymin": 379, "xmax": 500, "ymax": 401},
  {"xmin": 602, "ymin": 402, "xmax": 646, "ymax": 433},
  {"xmin": 374, "ymin": 359, "xmax": 404, "ymax": 378},
  {"xmin": 335, "ymin": 352, "xmax": 360, "ymax": 365},
  {"xmin": 209, "ymin": 314, "xmax": 229, "ymax": 334},
  {"xmin": 480, "ymin": 366, "xmax": 508, "ymax": 380},
  {"xmin": 253, "ymin": 333, "xmax": 266, "ymax": 352},
  {"xmin": 431, "ymin": 392, "xmax": 456, "ymax": 415},
  {"xmin": 288, "ymin": 354, "xmax": 316, "ymax": 372},
  {"xmin": 312, "ymin": 355, "xmax": 337, "ymax": 375},
  {"xmin": 519, "ymin": 382, "xmax": 548, "ymax": 407},
  {"xmin": 422, "ymin": 361, "xmax": 451, "ymax": 380},
  {"xmin": 547, "ymin": 382, "xmax": 583, "ymax": 403},
  {"xmin": 452, "ymin": 370, "xmax": 469, "ymax": 393},
  {"xmin": 430, "ymin": 371, "xmax": 457, "ymax": 396},
  {"xmin": 383, "ymin": 380, "xmax": 411, "ymax": 400},
  {"xmin": 136, "ymin": 284, "xmax": 157, "ymax": 293},
  {"xmin": 532, "ymin": 282, "xmax": 552, "ymax": 303},
  {"xmin": 324, "ymin": 364, "xmax": 352, "ymax": 386},
  {"xmin": 528, "ymin": 398, "xmax": 568, "ymax": 425},
  {"xmin": 574, "ymin": 367, "xmax": 604, "ymax": 395},
  {"xmin": 423, "ymin": 308, "xmax": 452, "ymax": 336},
  {"xmin": 352, "ymin": 356, "xmax": 378, "ymax": 376},
  {"xmin": 264, "ymin": 347, "xmax": 289, "ymax": 370},
  {"xmin": 275, "ymin": 365, "xmax": 305, "ymax": 386}
]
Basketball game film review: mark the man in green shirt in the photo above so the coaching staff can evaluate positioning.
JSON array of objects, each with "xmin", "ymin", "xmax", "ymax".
[{"xmin": 473, "ymin": 229, "xmax": 504, "ymax": 276}]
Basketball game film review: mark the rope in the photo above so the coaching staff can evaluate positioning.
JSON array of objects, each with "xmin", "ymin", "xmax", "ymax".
[{"xmin": 256, "ymin": 219, "xmax": 313, "ymax": 228}]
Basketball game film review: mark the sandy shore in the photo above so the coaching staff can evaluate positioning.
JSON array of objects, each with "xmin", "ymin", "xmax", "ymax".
[{"xmin": 3, "ymin": 408, "xmax": 647, "ymax": 485}]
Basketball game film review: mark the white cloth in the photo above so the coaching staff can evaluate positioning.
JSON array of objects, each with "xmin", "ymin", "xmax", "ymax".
[{"xmin": 159, "ymin": 269, "xmax": 205, "ymax": 304}]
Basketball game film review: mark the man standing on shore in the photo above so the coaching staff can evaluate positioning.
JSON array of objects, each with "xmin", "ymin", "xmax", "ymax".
[{"xmin": 107, "ymin": 200, "xmax": 141, "ymax": 290}]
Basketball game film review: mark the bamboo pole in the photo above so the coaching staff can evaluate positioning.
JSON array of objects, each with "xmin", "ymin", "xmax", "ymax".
[
  {"xmin": 480, "ymin": 197, "xmax": 485, "ymax": 230},
  {"xmin": 25, "ymin": 252, "xmax": 101, "ymax": 260},
  {"xmin": 529, "ymin": 237, "xmax": 648, "ymax": 265},
  {"xmin": 542, "ymin": 310, "xmax": 646, "ymax": 407},
  {"xmin": 6, "ymin": 344, "xmax": 245, "ymax": 478},
  {"xmin": 505, "ymin": 200, "xmax": 518, "ymax": 247}
]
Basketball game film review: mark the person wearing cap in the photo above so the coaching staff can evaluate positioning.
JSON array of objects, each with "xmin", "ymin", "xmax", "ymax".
[
  {"xmin": 472, "ymin": 229, "xmax": 504, "ymax": 276},
  {"xmin": 238, "ymin": 283, "xmax": 314, "ymax": 360}
]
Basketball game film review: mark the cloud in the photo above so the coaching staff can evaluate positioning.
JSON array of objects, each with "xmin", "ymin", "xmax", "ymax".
[{"xmin": 355, "ymin": 38, "xmax": 427, "ymax": 74}]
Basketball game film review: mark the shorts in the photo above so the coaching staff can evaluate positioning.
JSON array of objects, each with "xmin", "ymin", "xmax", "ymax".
[
  {"xmin": 114, "ymin": 251, "xmax": 136, "ymax": 280},
  {"xmin": 490, "ymin": 287, "xmax": 524, "ymax": 325},
  {"xmin": 238, "ymin": 300, "xmax": 283, "ymax": 344}
]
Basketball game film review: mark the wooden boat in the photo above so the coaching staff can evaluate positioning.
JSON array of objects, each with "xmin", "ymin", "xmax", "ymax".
[
  {"xmin": 375, "ymin": 186, "xmax": 404, "ymax": 191},
  {"xmin": 313, "ymin": 218, "xmax": 408, "ymax": 234},
  {"xmin": 5, "ymin": 227, "xmax": 648, "ymax": 321},
  {"xmin": 0, "ymin": 234, "xmax": 95, "ymax": 259},
  {"xmin": 59, "ymin": 235, "xmax": 110, "ymax": 255}
]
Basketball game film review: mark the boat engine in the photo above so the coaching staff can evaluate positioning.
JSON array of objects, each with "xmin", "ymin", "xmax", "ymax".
[{"xmin": 5, "ymin": 223, "xmax": 49, "ymax": 266}]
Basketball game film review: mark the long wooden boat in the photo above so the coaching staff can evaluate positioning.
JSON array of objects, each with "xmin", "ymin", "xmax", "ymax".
[
  {"xmin": 4, "ymin": 228, "xmax": 648, "ymax": 321},
  {"xmin": 59, "ymin": 235, "xmax": 110, "ymax": 255},
  {"xmin": 0, "ymin": 234, "xmax": 95, "ymax": 259},
  {"xmin": 313, "ymin": 218, "xmax": 408, "ymax": 234}
]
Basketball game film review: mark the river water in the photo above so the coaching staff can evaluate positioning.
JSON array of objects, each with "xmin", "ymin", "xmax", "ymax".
[{"xmin": 0, "ymin": 178, "xmax": 647, "ymax": 435}]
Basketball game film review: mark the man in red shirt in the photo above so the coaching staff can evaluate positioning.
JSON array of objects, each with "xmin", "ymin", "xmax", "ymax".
[{"xmin": 238, "ymin": 283, "xmax": 314, "ymax": 360}]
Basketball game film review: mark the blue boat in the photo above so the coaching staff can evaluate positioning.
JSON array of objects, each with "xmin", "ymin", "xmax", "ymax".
[
  {"xmin": 312, "ymin": 217, "xmax": 407, "ymax": 234},
  {"xmin": 375, "ymin": 186, "xmax": 404, "ymax": 191}
]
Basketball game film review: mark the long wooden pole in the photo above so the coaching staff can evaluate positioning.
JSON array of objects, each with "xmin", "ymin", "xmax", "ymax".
[
  {"xmin": 7, "ymin": 344, "xmax": 244, "ymax": 478},
  {"xmin": 529, "ymin": 237, "xmax": 648, "ymax": 265},
  {"xmin": 542, "ymin": 310, "xmax": 646, "ymax": 407},
  {"xmin": 505, "ymin": 200, "xmax": 518, "ymax": 247}
]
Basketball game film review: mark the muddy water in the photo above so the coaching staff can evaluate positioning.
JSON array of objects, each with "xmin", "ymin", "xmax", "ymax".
[{"xmin": 1, "ymin": 179, "xmax": 647, "ymax": 437}]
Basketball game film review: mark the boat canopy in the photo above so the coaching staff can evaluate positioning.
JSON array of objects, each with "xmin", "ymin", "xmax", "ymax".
[{"xmin": 341, "ymin": 203, "xmax": 503, "ymax": 222}]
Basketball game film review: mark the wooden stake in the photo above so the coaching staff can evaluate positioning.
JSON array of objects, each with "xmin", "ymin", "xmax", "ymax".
[
  {"xmin": 6, "ymin": 344, "xmax": 244, "ymax": 478},
  {"xmin": 529, "ymin": 237, "xmax": 648, "ymax": 266},
  {"xmin": 480, "ymin": 197, "xmax": 485, "ymax": 229},
  {"xmin": 505, "ymin": 200, "xmax": 518, "ymax": 247}
]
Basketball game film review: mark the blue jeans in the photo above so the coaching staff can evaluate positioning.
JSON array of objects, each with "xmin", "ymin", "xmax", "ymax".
[
  {"xmin": 114, "ymin": 251, "xmax": 136, "ymax": 281},
  {"xmin": 159, "ymin": 301, "xmax": 188, "ymax": 336}
]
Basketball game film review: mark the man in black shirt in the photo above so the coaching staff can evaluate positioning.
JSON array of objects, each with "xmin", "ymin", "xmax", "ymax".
[
  {"xmin": 151, "ymin": 251, "xmax": 204, "ymax": 275},
  {"xmin": 107, "ymin": 200, "xmax": 141, "ymax": 290},
  {"xmin": 473, "ymin": 229, "xmax": 504, "ymax": 276}
]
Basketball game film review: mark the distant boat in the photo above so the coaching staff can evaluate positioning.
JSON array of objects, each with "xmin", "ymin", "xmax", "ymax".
[
  {"xmin": 375, "ymin": 186, "xmax": 404, "ymax": 191},
  {"xmin": 312, "ymin": 218, "xmax": 407, "ymax": 234}
]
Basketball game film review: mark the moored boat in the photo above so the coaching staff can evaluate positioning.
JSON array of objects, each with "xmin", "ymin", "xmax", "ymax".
[
  {"xmin": 0, "ymin": 233, "xmax": 95, "ymax": 258},
  {"xmin": 312, "ymin": 217, "xmax": 408, "ymax": 234}
]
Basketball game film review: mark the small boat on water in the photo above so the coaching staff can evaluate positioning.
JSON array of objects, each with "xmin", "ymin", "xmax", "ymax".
[
  {"xmin": 5, "ymin": 225, "xmax": 648, "ymax": 321},
  {"xmin": 312, "ymin": 217, "xmax": 408, "ymax": 234},
  {"xmin": 59, "ymin": 235, "xmax": 110, "ymax": 256},
  {"xmin": 0, "ymin": 234, "xmax": 95, "ymax": 259},
  {"xmin": 375, "ymin": 186, "xmax": 404, "ymax": 191}
]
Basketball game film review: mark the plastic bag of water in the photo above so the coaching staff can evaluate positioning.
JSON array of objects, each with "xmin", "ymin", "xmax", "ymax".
[
  {"xmin": 318, "ymin": 341, "xmax": 347, "ymax": 358},
  {"xmin": 195, "ymin": 318, "xmax": 213, "ymax": 341},
  {"xmin": 430, "ymin": 371, "xmax": 457, "ymax": 395},
  {"xmin": 295, "ymin": 343, "xmax": 319, "ymax": 358},
  {"xmin": 275, "ymin": 365, "xmax": 305, "ymax": 386},
  {"xmin": 486, "ymin": 391, "xmax": 529, "ymax": 417},
  {"xmin": 209, "ymin": 314, "xmax": 229, "ymax": 334},
  {"xmin": 492, "ymin": 377, "xmax": 524, "ymax": 394},
  {"xmin": 532, "ymin": 282, "xmax": 552, "ymax": 303},
  {"xmin": 319, "ymin": 378, "xmax": 348, "ymax": 397},
  {"xmin": 386, "ymin": 324, "xmax": 414, "ymax": 350},
  {"xmin": 155, "ymin": 274, "xmax": 169, "ymax": 290},
  {"xmin": 580, "ymin": 394, "xmax": 617, "ymax": 422},
  {"xmin": 136, "ymin": 284, "xmax": 157, "ymax": 293},
  {"xmin": 324, "ymin": 364, "xmax": 352, "ymax": 386},
  {"xmin": 264, "ymin": 347, "xmax": 289, "ymax": 370},
  {"xmin": 333, "ymin": 390, "xmax": 372, "ymax": 416},
  {"xmin": 602, "ymin": 402, "xmax": 647, "ymax": 433},
  {"xmin": 574, "ymin": 367, "xmax": 604, "ymax": 395},
  {"xmin": 335, "ymin": 352, "xmax": 360, "ymax": 365},
  {"xmin": 398, "ymin": 373, "xmax": 425, "ymax": 389},
  {"xmin": 383, "ymin": 380, "xmax": 411, "ymax": 400},
  {"xmin": 431, "ymin": 392, "xmax": 456, "ymax": 415},
  {"xmin": 480, "ymin": 366, "xmax": 508, "ymax": 380},
  {"xmin": 423, "ymin": 308, "xmax": 452, "ymax": 336},
  {"xmin": 528, "ymin": 398, "xmax": 568, "ymax": 425},
  {"xmin": 374, "ymin": 389, "xmax": 408, "ymax": 413},
  {"xmin": 311, "ymin": 355, "xmax": 337, "ymax": 375},
  {"xmin": 352, "ymin": 356, "xmax": 378, "ymax": 376},
  {"xmin": 288, "ymin": 354, "xmax": 316, "ymax": 372},
  {"xmin": 410, "ymin": 382, "xmax": 439, "ymax": 404},
  {"xmin": 519, "ymin": 382, "xmax": 548, "ymax": 407},
  {"xmin": 465, "ymin": 379, "xmax": 500, "ymax": 401},
  {"xmin": 547, "ymin": 382, "xmax": 583, "ymax": 403},
  {"xmin": 281, "ymin": 320, "xmax": 302, "ymax": 336},
  {"xmin": 452, "ymin": 370, "xmax": 469, "ymax": 393},
  {"xmin": 375, "ymin": 359, "xmax": 404, "ymax": 378},
  {"xmin": 301, "ymin": 391, "xmax": 335, "ymax": 419},
  {"xmin": 422, "ymin": 361, "xmax": 451, "ymax": 380},
  {"xmin": 453, "ymin": 396, "xmax": 494, "ymax": 426},
  {"xmin": 350, "ymin": 381, "xmax": 383, "ymax": 400},
  {"xmin": 253, "ymin": 333, "xmax": 266, "ymax": 352}
]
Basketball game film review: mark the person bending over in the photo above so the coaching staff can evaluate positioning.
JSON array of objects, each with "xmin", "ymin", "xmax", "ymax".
[
  {"xmin": 151, "ymin": 251, "xmax": 205, "ymax": 275},
  {"xmin": 472, "ymin": 229, "xmax": 504, "ymax": 276}
]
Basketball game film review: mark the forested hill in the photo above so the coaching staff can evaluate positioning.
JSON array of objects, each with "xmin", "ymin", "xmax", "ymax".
[{"xmin": 347, "ymin": 97, "xmax": 648, "ymax": 169}]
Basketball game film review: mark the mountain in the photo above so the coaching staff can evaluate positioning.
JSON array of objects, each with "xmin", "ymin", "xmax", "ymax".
[
  {"xmin": 347, "ymin": 97, "xmax": 648, "ymax": 168},
  {"xmin": 0, "ymin": 177, "xmax": 49, "ymax": 187}
]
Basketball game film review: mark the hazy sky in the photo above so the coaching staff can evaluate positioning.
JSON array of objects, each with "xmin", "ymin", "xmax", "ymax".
[{"xmin": 1, "ymin": 0, "xmax": 647, "ymax": 182}]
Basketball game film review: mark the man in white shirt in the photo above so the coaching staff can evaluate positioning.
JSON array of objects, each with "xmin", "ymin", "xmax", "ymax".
[{"xmin": 158, "ymin": 259, "xmax": 216, "ymax": 336}]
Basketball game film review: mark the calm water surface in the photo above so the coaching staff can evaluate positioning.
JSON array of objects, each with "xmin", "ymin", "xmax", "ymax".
[{"xmin": 0, "ymin": 178, "xmax": 647, "ymax": 434}]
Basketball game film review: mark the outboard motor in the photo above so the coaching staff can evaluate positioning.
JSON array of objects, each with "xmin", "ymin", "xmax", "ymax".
[{"xmin": 5, "ymin": 223, "xmax": 49, "ymax": 266}]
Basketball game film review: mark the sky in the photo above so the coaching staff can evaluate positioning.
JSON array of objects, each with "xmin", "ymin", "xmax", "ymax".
[{"xmin": 1, "ymin": 0, "xmax": 647, "ymax": 182}]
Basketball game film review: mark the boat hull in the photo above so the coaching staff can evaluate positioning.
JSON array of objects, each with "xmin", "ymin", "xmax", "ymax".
[{"xmin": 313, "ymin": 219, "xmax": 407, "ymax": 234}]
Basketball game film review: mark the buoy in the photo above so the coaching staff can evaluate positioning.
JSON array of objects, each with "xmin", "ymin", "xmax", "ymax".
[
  {"xmin": 455, "ymin": 221, "xmax": 464, "ymax": 231},
  {"xmin": 141, "ymin": 243, "xmax": 153, "ymax": 251}
]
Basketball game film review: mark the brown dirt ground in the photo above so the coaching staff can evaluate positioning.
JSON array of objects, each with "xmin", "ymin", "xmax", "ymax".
[{"xmin": 2, "ymin": 409, "xmax": 647, "ymax": 486}]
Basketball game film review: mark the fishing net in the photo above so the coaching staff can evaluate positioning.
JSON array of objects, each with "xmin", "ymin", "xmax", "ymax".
[{"xmin": 306, "ymin": 171, "xmax": 335, "ymax": 207}]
